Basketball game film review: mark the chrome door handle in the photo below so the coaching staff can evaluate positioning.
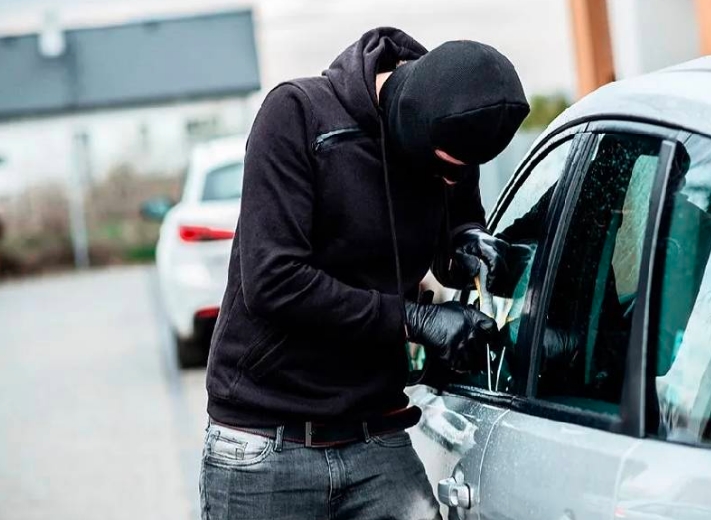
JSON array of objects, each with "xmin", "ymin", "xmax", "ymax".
[{"xmin": 437, "ymin": 477, "xmax": 472, "ymax": 509}]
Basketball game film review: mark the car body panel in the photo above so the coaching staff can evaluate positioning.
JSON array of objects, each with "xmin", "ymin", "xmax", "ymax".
[
  {"xmin": 157, "ymin": 200, "xmax": 240, "ymax": 337},
  {"xmin": 156, "ymin": 135, "xmax": 245, "ymax": 339},
  {"xmin": 480, "ymin": 410, "xmax": 637, "ymax": 520},
  {"xmin": 409, "ymin": 386, "xmax": 510, "ymax": 519},
  {"xmin": 615, "ymin": 439, "xmax": 711, "ymax": 520}
]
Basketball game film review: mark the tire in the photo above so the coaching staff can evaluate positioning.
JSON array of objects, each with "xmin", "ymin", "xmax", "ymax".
[{"xmin": 175, "ymin": 332, "xmax": 209, "ymax": 369}]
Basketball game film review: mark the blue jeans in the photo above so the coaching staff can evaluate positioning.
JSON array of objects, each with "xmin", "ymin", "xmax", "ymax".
[{"xmin": 199, "ymin": 420, "xmax": 442, "ymax": 520}]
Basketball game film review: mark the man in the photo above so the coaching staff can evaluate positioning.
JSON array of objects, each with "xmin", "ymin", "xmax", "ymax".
[{"xmin": 200, "ymin": 27, "xmax": 529, "ymax": 520}]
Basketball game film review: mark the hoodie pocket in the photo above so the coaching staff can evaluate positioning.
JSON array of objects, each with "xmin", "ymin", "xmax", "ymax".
[
  {"xmin": 240, "ymin": 329, "xmax": 288, "ymax": 382},
  {"xmin": 312, "ymin": 127, "xmax": 368, "ymax": 153}
]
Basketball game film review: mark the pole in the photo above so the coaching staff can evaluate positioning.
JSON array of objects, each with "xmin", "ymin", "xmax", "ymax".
[
  {"xmin": 69, "ymin": 131, "xmax": 90, "ymax": 269},
  {"xmin": 569, "ymin": 0, "xmax": 616, "ymax": 98},
  {"xmin": 697, "ymin": 0, "xmax": 711, "ymax": 55}
]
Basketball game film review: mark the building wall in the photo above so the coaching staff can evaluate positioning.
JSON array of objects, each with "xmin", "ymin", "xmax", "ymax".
[
  {"xmin": 608, "ymin": 0, "xmax": 701, "ymax": 79},
  {"xmin": 0, "ymin": 96, "xmax": 250, "ymax": 196}
]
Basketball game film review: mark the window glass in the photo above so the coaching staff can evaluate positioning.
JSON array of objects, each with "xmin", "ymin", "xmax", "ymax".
[
  {"xmin": 202, "ymin": 162, "xmax": 244, "ymax": 201},
  {"xmin": 653, "ymin": 134, "xmax": 711, "ymax": 447},
  {"xmin": 455, "ymin": 138, "xmax": 573, "ymax": 393},
  {"xmin": 536, "ymin": 133, "xmax": 664, "ymax": 415}
]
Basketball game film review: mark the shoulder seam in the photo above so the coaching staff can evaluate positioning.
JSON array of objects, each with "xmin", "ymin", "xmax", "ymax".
[{"xmin": 271, "ymin": 81, "xmax": 318, "ymax": 146}]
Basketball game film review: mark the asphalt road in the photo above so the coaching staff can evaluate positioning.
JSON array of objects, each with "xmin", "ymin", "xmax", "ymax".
[{"xmin": 0, "ymin": 265, "xmax": 207, "ymax": 520}]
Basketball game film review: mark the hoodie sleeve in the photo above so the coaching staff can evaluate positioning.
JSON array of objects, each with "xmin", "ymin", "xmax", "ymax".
[
  {"xmin": 238, "ymin": 84, "xmax": 405, "ymax": 343},
  {"xmin": 430, "ymin": 173, "xmax": 487, "ymax": 288}
]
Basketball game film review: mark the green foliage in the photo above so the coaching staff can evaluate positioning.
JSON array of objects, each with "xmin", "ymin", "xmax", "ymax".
[
  {"xmin": 521, "ymin": 94, "xmax": 571, "ymax": 130},
  {"xmin": 124, "ymin": 244, "xmax": 157, "ymax": 263}
]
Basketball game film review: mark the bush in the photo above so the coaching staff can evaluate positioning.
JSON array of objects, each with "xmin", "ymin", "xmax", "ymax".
[{"xmin": 521, "ymin": 94, "xmax": 570, "ymax": 131}]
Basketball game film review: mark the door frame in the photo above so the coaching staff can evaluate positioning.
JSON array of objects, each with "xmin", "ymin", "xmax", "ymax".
[{"xmin": 446, "ymin": 119, "xmax": 687, "ymax": 439}]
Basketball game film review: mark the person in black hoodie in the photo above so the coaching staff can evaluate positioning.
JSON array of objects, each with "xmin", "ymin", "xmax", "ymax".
[{"xmin": 200, "ymin": 28, "xmax": 529, "ymax": 520}]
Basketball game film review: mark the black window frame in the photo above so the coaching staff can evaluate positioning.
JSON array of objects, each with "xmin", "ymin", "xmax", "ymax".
[
  {"xmin": 443, "ymin": 119, "xmax": 687, "ymax": 438},
  {"xmin": 443, "ymin": 124, "xmax": 591, "ymax": 403}
]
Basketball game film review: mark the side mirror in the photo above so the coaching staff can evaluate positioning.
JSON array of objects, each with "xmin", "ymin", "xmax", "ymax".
[{"xmin": 140, "ymin": 196, "xmax": 175, "ymax": 222}]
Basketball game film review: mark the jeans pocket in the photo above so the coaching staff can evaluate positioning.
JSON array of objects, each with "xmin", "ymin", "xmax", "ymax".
[
  {"xmin": 372, "ymin": 429, "xmax": 412, "ymax": 448},
  {"xmin": 205, "ymin": 424, "xmax": 274, "ymax": 467}
]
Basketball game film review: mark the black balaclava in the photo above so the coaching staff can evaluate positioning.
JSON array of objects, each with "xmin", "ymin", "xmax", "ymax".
[{"xmin": 379, "ymin": 40, "xmax": 530, "ymax": 182}]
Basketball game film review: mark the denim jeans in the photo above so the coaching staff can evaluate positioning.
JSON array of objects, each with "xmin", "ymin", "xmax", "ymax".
[{"xmin": 199, "ymin": 420, "xmax": 442, "ymax": 520}]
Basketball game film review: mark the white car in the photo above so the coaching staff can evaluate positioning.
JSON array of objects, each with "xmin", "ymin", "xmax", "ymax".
[{"xmin": 156, "ymin": 135, "xmax": 245, "ymax": 368}]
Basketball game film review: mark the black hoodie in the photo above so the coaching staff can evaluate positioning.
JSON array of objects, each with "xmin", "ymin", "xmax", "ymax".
[{"xmin": 206, "ymin": 28, "xmax": 486, "ymax": 426}]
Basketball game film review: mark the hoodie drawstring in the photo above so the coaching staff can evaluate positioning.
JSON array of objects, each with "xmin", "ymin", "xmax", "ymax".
[{"xmin": 378, "ymin": 116, "xmax": 409, "ymax": 337}]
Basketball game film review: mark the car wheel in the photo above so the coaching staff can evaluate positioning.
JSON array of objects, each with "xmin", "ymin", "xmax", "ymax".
[{"xmin": 175, "ymin": 332, "xmax": 208, "ymax": 369}]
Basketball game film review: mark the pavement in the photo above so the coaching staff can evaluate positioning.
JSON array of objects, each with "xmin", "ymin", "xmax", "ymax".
[{"xmin": 0, "ymin": 265, "xmax": 207, "ymax": 520}]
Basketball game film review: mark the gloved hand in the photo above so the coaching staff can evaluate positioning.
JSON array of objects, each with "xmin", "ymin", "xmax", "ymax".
[
  {"xmin": 404, "ymin": 300, "xmax": 498, "ymax": 372},
  {"xmin": 452, "ymin": 227, "xmax": 510, "ymax": 292}
]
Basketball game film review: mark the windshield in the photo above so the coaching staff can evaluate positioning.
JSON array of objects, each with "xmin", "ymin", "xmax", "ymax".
[{"xmin": 201, "ymin": 162, "xmax": 244, "ymax": 201}]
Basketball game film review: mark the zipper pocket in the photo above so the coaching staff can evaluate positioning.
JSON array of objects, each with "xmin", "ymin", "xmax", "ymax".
[
  {"xmin": 312, "ymin": 127, "xmax": 368, "ymax": 153},
  {"xmin": 247, "ymin": 333, "xmax": 288, "ymax": 381}
]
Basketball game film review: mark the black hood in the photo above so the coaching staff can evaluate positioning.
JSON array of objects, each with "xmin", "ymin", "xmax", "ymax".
[
  {"xmin": 323, "ymin": 27, "xmax": 427, "ymax": 135},
  {"xmin": 380, "ymin": 40, "xmax": 530, "ymax": 169}
]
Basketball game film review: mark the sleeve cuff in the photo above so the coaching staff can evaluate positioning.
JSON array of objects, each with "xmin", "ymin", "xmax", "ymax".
[{"xmin": 377, "ymin": 292, "xmax": 407, "ymax": 345}]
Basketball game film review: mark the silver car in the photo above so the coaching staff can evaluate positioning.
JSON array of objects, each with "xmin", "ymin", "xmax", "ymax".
[{"xmin": 409, "ymin": 56, "xmax": 711, "ymax": 520}]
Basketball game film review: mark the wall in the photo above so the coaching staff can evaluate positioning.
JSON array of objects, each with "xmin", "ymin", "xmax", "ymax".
[
  {"xmin": 0, "ymin": 96, "xmax": 249, "ymax": 197},
  {"xmin": 608, "ymin": 0, "xmax": 701, "ymax": 79}
]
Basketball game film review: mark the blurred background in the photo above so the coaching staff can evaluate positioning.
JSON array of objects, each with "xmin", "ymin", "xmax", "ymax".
[{"xmin": 0, "ymin": 0, "xmax": 708, "ymax": 518}]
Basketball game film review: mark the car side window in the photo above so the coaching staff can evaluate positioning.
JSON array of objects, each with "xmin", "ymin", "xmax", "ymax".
[
  {"xmin": 652, "ymin": 134, "xmax": 711, "ymax": 447},
  {"xmin": 202, "ymin": 162, "xmax": 245, "ymax": 201},
  {"xmin": 457, "ymin": 138, "xmax": 573, "ymax": 393},
  {"xmin": 535, "ymin": 133, "xmax": 664, "ymax": 415}
]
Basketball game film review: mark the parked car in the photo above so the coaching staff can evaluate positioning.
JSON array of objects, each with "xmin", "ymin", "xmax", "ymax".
[
  {"xmin": 155, "ymin": 135, "xmax": 245, "ymax": 368},
  {"xmin": 409, "ymin": 56, "xmax": 711, "ymax": 520}
]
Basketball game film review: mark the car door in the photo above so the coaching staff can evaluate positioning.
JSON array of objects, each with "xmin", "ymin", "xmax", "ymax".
[
  {"xmin": 409, "ymin": 127, "xmax": 584, "ymax": 519},
  {"xmin": 478, "ymin": 125, "xmax": 688, "ymax": 520},
  {"xmin": 615, "ymin": 132, "xmax": 711, "ymax": 520}
]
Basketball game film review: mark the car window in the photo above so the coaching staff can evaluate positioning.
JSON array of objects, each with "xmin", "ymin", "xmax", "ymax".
[
  {"xmin": 652, "ymin": 134, "xmax": 711, "ymax": 447},
  {"xmin": 455, "ymin": 138, "xmax": 573, "ymax": 393},
  {"xmin": 202, "ymin": 162, "xmax": 244, "ymax": 201},
  {"xmin": 535, "ymin": 133, "xmax": 664, "ymax": 415}
]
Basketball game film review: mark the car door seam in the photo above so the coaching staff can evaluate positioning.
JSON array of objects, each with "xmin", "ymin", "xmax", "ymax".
[
  {"xmin": 476, "ymin": 408, "xmax": 511, "ymax": 510},
  {"xmin": 610, "ymin": 439, "xmax": 644, "ymax": 519}
]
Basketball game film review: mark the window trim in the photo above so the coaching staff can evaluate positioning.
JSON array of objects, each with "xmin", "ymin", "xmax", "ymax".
[
  {"xmin": 446, "ymin": 119, "xmax": 688, "ymax": 437},
  {"xmin": 621, "ymin": 139, "xmax": 681, "ymax": 438},
  {"xmin": 522, "ymin": 130, "xmax": 683, "ymax": 436},
  {"xmin": 523, "ymin": 132, "xmax": 597, "ymax": 397},
  {"xmin": 487, "ymin": 123, "xmax": 588, "ymax": 228},
  {"xmin": 441, "ymin": 132, "xmax": 592, "ymax": 404}
]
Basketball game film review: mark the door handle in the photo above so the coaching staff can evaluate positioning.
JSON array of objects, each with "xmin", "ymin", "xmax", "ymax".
[{"xmin": 437, "ymin": 477, "xmax": 472, "ymax": 509}]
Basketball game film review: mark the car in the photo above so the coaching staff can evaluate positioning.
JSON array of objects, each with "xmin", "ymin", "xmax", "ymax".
[
  {"xmin": 408, "ymin": 56, "xmax": 711, "ymax": 520},
  {"xmin": 155, "ymin": 135, "xmax": 245, "ymax": 368}
]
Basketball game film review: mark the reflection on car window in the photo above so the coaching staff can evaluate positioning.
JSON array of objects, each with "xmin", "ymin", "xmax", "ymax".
[
  {"xmin": 653, "ymin": 134, "xmax": 711, "ymax": 447},
  {"xmin": 537, "ymin": 133, "xmax": 663, "ymax": 415},
  {"xmin": 458, "ymin": 138, "xmax": 572, "ymax": 393},
  {"xmin": 202, "ymin": 162, "xmax": 244, "ymax": 201}
]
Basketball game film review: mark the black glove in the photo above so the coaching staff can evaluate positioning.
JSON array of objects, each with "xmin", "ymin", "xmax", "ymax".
[
  {"xmin": 452, "ymin": 227, "xmax": 510, "ymax": 292},
  {"xmin": 404, "ymin": 300, "xmax": 498, "ymax": 372}
]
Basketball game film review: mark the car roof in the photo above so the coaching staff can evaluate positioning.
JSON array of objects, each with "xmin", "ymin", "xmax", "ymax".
[
  {"xmin": 543, "ymin": 56, "xmax": 711, "ymax": 140},
  {"xmin": 190, "ymin": 134, "xmax": 247, "ymax": 175}
]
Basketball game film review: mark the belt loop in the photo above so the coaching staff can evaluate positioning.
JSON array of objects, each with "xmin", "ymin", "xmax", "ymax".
[
  {"xmin": 274, "ymin": 425, "xmax": 285, "ymax": 452},
  {"xmin": 362, "ymin": 422, "xmax": 371, "ymax": 443},
  {"xmin": 305, "ymin": 421, "xmax": 313, "ymax": 448}
]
